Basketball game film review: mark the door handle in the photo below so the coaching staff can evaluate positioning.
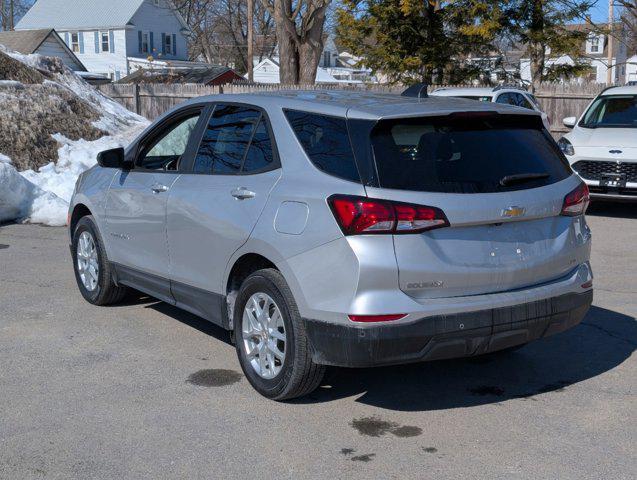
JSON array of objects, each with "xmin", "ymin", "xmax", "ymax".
[
  {"xmin": 231, "ymin": 187, "xmax": 256, "ymax": 200},
  {"xmin": 151, "ymin": 183, "xmax": 169, "ymax": 194}
]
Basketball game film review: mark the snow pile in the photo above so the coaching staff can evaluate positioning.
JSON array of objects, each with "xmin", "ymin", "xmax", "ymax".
[
  {"xmin": 0, "ymin": 161, "xmax": 68, "ymax": 226},
  {"xmin": 0, "ymin": 48, "xmax": 149, "ymax": 226}
]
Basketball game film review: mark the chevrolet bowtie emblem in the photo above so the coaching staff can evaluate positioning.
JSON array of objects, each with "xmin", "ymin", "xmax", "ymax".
[{"xmin": 502, "ymin": 206, "xmax": 526, "ymax": 218}]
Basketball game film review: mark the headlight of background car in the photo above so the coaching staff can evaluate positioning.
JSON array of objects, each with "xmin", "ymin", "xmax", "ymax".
[{"xmin": 558, "ymin": 137, "xmax": 575, "ymax": 156}]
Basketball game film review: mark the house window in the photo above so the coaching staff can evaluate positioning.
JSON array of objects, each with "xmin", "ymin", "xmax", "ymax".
[
  {"xmin": 589, "ymin": 36, "xmax": 600, "ymax": 54},
  {"xmin": 164, "ymin": 34, "xmax": 172, "ymax": 55},
  {"xmin": 323, "ymin": 51, "xmax": 331, "ymax": 67},
  {"xmin": 70, "ymin": 32, "xmax": 80, "ymax": 52},
  {"xmin": 142, "ymin": 32, "xmax": 150, "ymax": 54},
  {"xmin": 101, "ymin": 31, "xmax": 110, "ymax": 52}
]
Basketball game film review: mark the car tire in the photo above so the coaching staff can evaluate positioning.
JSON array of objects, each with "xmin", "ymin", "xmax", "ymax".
[
  {"xmin": 234, "ymin": 268, "xmax": 325, "ymax": 400},
  {"xmin": 72, "ymin": 215, "xmax": 128, "ymax": 306}
]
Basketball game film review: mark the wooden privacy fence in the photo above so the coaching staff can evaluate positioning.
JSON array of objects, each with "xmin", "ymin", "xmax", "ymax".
[{"xmin": 97, "ymin": 82, "xmax": 606, "ymax": 136}]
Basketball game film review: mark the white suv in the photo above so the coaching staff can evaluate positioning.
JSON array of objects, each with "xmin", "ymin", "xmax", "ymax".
[
  {"xmin": 559, "ymin": 85, "xmax": 637, "ymax": 201},
  {"xmin": 430, "ymin": 86, "xmax": 551, "ymax": 130}
]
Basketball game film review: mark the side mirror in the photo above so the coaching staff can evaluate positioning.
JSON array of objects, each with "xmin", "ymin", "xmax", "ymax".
[
  {"xmin": 562, "ymin": 116, "xmax": 577, "ymax": 129},
  {"xmin": 96, "ymin": 147, "xmax": 131, "ymax": 169}
]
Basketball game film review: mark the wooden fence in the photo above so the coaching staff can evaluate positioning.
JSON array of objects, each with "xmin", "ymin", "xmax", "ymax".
[{"xmin": 97, "ymin": 82, "xmax": 606, "ymax": 136}]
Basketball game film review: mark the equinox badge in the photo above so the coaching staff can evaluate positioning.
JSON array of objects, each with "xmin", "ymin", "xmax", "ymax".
[{"xmin": 502, "ymin": 206, "xmax": 526, "ymax": 218}]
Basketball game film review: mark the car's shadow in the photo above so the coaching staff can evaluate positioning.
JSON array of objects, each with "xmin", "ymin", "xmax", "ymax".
[
  {"xmin": 299, "ymin": 305, "xmax": 636, "ymax": 411},
  {"xmin": 137, "ymin": 299, "xmax": 634, "ymax": 412},
  {"xmin": 587, "ymin": 201, "xmax": 637, "ymax": 219},
  {"xmin": 145, "ymin": 300, "xmax": 233, "ymax": 346}
]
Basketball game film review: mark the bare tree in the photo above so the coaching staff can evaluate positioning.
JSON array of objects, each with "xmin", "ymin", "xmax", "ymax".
[
  {"xmin": 258, "ymin": 0, "xmax": 332, "ymax": 84},
  {"xmin": 617, "ymin": 0, "xmax": 637, "ymax": 55},
  {"xmin": 1, "ymin": 0, "xmax": 30, "ymax": 31},
  {"xmin": 172, "ymin": 0, "xmax": 276, "ymax": 73}
]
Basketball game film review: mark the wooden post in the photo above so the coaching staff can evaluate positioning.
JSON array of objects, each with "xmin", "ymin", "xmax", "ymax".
[
  {"xmin": 606, "ymin": 0, "xmax": 614, "ymax": 85},
  {"xmin": 247, "ymin": 0, "xmax": 254, "ymax": 82},
  {"xmin": 134, "ymin": 83, "xmax": 141, "ymax": 115}
]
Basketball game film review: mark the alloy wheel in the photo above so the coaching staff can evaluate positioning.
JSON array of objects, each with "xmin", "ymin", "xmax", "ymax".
[
  {"xmin": 77, "ymin": 231, "xmax": 99, "ymax": 292},
  {"xmin": 241, "ymin": 292, "xmax": 286, "ymax": 379}
]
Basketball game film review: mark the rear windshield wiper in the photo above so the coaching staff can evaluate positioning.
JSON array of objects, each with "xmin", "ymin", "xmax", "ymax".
[{"xmin": 500, "ymin": 173, "xmax": 549, "ymax": 186}]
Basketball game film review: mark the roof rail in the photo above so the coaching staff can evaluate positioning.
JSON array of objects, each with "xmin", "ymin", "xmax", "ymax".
[
  {"xmin": 492, "ymin": 84, "xmax": 528, "ymax": 92},
  {"xmin": 401, "ymin": 83, "xmax": 428, "ymax": 98}
]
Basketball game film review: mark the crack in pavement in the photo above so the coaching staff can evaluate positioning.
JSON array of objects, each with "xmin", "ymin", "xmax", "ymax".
[{"xmin": 581, "ymin": 321, "xmax": 637, "ymax": 347}]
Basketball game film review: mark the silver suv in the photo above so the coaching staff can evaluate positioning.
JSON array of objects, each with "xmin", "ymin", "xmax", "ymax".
[{"xmin": 69, "ymin": 91, "xmax": 593, "ymax": 400}]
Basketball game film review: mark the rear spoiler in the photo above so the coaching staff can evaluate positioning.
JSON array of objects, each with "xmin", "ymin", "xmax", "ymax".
[{"xmin": 401, "ymin": 83, "xmax": 428, "ymax": 99}]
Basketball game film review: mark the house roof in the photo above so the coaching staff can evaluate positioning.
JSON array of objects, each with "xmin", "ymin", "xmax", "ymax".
[
  {"xmin": 117, "ymin": 65, "xmax": 243, "ymax": 84},
  {"xmin": 16, "ymin": 0, "xmax": 188, "ymax": 31},
  {"xmin": 0, "ymin": 28, "xmax": 54, "ymax": 54},
  {"xmin": 0, "ymin": 28, "xmax": 86, "ymax": 71}
]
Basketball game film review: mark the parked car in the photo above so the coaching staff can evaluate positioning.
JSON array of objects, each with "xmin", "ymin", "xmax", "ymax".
[
  {"xmin": 430, "ymin": 86, "xmax": 552, "ymax": 130},
  {"xmin": 69, "ymin": 91, "xmax": 593, "ymax": 400},
  {"xmin": 559, "ymin": 85, "xmax": 637, "ymax": 201}
]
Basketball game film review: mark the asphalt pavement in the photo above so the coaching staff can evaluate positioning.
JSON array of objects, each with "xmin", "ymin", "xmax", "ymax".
[{"xmin": 0, "ymin": 202, "xmax": 635, "ymax": 479}]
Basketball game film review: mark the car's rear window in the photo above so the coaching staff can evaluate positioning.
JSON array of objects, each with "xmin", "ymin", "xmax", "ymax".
[
  {"xmin": 370, "ymin": 114, "xmax": 570, "ymax": 193},
  {"xmin": 285, "ymin": 110, "xmax": 360, "ymax": 182}
]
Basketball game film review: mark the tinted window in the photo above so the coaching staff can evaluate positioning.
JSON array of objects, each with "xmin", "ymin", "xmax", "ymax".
[
  {"xmin": 496, "ymin": 92, "xmax": 533, "ymax": 110},
  {"xmin": 138, "ymin": 114, "xmax": 200, "ymax": 170},
  {"xmin": 370, "ymin": 115, "xmax": 570, "ymax": 194},
  {"xmin": 194, "ymin": 105, "xmax": 260, "ymax": 174},
  {"xmin": 285, "ymin": 110, "xmax": 360, "ymax": 182},
  {"xmin": 581, "ymin": 95, "xmax": 637, "ymax": 128},
  {"xmin": 243, "ymin": 118, "xmax": 275, "ymax": 172},
  {"xmin": 527, "ymin": 93, "xmax": 542, "ymax": 109}
]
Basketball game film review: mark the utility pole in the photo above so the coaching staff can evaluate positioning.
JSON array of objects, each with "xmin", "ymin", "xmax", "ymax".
[
  {"xmin": 606, "ymin": 0, "xmax": 614, "ymax": 85},
  {"xmin": 247, "ymin": 0, "xmax": 254, "ymax": 82},
  {"xmin": 9, "ymin": 0, "xmax": 14, "ymax": 30}
]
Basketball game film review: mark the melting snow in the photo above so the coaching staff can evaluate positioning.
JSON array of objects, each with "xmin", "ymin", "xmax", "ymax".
[{"xmin": 0, "ymin": 50, "xmax": 149, "ymax": 226}]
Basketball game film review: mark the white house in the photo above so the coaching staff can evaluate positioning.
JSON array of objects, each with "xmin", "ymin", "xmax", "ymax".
[
  {"xmin": 520, "ymin": 23, "xmax": 628, "ymax": 84},
  {"xmin": 15, "ymin": 0, "xmax": 190, "ymax": 81},
  {"xmin": 251, "ymin": 57, "xmax": 355, "ymax": 84},
  {"xmin": 627, "ymin": 55, "xmax": 637, "ymax": 84}
]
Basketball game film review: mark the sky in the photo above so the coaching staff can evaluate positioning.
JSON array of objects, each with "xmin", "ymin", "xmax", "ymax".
[{"xmin": 588, "ymin": 1, "xmax": 614, "ymax": 23}]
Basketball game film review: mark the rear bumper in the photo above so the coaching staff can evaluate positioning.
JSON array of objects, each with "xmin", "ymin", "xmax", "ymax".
[
  {"xmin": 588, "ymin": 186, "xmax": 637, "ymax": 202},
  {"xmin": 304, "ymin": 290, "xmax": 592, "ymax": 367}
]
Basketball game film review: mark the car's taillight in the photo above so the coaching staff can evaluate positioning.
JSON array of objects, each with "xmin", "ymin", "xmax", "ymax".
[
  {"xmin": 328, "ymin": 195, "xmax": 449, "ymax": 235},
  {"xmin": 394, "ymin": 203, "xmax": 448, "ymax": 233},
  {"xmin": 561, "ymin": 183, "xmax": 590, "ymax": 216},
  {"xmin": 329, "ymin": 196, "xmax": 395, "ymax": 234}
]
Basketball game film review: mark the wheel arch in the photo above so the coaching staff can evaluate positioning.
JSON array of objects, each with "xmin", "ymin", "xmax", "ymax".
[
  {"xmin": 70, "ymin": 203, "xmax": 93, "ymax": 234},
  {"xmin": 224, "ymin": 252, "xmax": 280, "ymax": 329}
]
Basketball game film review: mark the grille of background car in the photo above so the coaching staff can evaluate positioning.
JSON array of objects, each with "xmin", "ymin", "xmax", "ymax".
[{"xmin": 572, "ymin": 160, "xmax": 637, "ymax": 183}]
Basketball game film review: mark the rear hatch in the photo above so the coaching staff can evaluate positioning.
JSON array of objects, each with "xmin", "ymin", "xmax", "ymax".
[{"xmin": 361, "ymin": 112, "xmax": 583, "ymax": 299}]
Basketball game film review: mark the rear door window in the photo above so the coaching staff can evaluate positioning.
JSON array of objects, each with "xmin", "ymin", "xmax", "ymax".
[
  {"xmin": 242, "ymin": 118, "xmax": 275, "ymax": 173},
  {"xmin": 193, "ymin": 105, "xmax": 261, "ymax": 174},
  {"xmin": 285, "ymin": 110, "xmax": 360, "ymax": 182},
  {"xmin": 370, "ymin": 114, "xmax": 570, "ymax": 193}
]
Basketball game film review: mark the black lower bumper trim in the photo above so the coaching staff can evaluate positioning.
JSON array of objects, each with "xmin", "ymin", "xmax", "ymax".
[{"xmin": 304, "ymin": 291, "xmax": 593, "ymax": 367}]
